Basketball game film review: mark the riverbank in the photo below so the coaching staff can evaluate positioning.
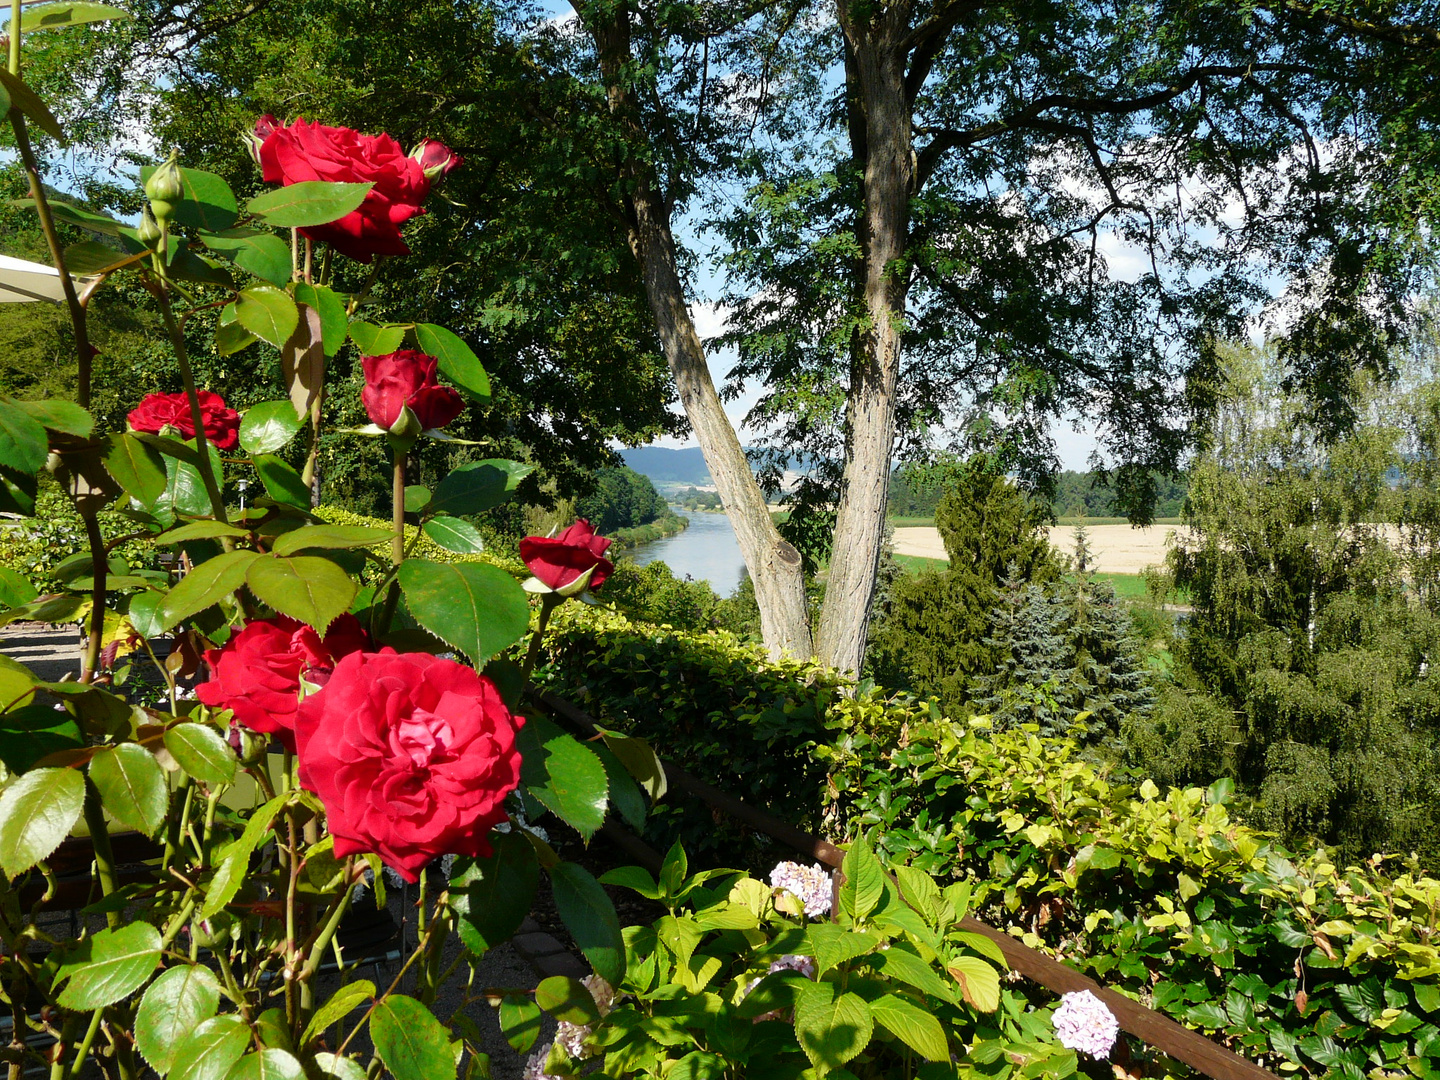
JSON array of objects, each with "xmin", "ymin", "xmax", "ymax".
[{"xmin": 610, "ymin": 511, "xmax": 689, "ymax": 550}]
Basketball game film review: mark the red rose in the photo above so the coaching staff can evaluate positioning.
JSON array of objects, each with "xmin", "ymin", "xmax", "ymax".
[
  {"xmin": 410, "ymin": 139, "xmax": 463, "ymax": 180},
  {"xmin": 520, "ymin": 519, "xmax": 614, "ymax": 593},
  {"xmin": 294, "ymin": 650, "xmax": 524, "ymax": 882},
  {"xmin": 128, "ymin": 390, "xmax": 240, "ymax": 451},
  {"xmin": 196, "ymin": 614, "xmax": 371, "ymax": 751},
  {"xmin": 361, "ymin": 350, "xmax": 464, "ymax": 432},
  {"xmin": 256, "ymin": 117, "xmax": 434, "ymax": 263}
]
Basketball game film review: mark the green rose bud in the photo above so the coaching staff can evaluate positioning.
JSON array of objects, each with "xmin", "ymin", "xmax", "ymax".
[
  {"xmin": 136, "ymin": 206, "xmax": 162, "ymax": 246},
  {"xmin": 145, "ymin": 151, "xmax": 185, "ymax": 222}
]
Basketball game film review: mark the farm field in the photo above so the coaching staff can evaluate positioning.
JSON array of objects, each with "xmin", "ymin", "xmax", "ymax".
[{"xmin": 892, "ymin": 522, "xmax": 1192, "ymax": 575}]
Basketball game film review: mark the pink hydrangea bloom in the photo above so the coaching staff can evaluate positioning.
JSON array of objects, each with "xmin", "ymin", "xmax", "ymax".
[{"xmin": 1052, "ymin": 989, "xmax": 1119, "ymax": 1058}]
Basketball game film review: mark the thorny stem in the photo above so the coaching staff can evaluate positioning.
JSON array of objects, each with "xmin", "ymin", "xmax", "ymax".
[
  {"xmin": 376, "ymin": 450, "xmax": 406, "ymax": 635},
  {"xmin": 81, "ymin": 783, "xmax": 121, "ymax": 930},
  {"xmin": 154, "ymin": 286, "xmax": 230, "ymax": 525},
  {"xmin": 521, "ymin": 593, "xmax": 562, "ymax": 683},
  {"xmin": 79, "ymin": 510, "xmax": 107, "ymax": 684}
]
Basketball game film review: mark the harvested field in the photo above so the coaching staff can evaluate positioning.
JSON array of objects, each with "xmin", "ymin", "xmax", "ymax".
[{"xmin": 892, "ymin": 523, "xmax": 1195, "ymax": 575}]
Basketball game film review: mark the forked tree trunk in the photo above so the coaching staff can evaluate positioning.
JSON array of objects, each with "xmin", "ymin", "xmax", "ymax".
[
  {"xmin": 816, "ymin": 7, "xmax": 913, "ymax": 676},
  {"xmin": 586, "ymin": 3, "xmax": 815, "ymax": 661}
]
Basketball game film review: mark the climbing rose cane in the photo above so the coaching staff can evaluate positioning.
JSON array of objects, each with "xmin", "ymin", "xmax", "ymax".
[
  {"xmin": 128, "ymin": 390, "xmax": 240, "ymax": 451},
  {"xmin": 196, "ymin": 615, "xmax": 370, "ymax": 752},
  {"xmin": 520, "ymin": 519, "xmax": 614, "ymax": 594},
  {"xmin": 294, "ymin": 650, "xmax": 524, "ymax": 882}
]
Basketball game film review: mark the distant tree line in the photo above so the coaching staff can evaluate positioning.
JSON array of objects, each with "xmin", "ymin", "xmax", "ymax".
[
  {"xmin": 574, "ymin": 466, "xmax": 672, "ymax": 535},
  {"xmin": 676, "ymin": 488, "xmax": 723, "ymax": 511},
  {"xmin": 887, "ymin": 462, "xmax": 1187, "ymax": 520}
]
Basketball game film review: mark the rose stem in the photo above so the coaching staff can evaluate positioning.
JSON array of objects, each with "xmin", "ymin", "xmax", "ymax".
[
  {"xmin": 79, "ymin": 509, "xmax": 107, "ymax": 683},
  {"xmin": 374, "ymin": 451, "xmax": 406, "ymax": 636},
  {"xmin": 81, "ymin": 781, "xmax": 121, "ymax": 929},
  {"xmin": 520, "ymin": 592, "xmax": 562, "ymax": 684},
  {"xmin": 154, "ymin": 288, "xmax": 230, "ymax": 525}
]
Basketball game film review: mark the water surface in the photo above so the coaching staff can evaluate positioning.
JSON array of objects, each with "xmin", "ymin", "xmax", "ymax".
[{"xmin": 627, "ymin": 509, "xmax": 745, "ymax": 597}]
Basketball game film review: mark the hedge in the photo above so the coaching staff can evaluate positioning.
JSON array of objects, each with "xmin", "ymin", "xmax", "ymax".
[{"xmin": 536, "ymin": 602, "xmax": 1440, "ymax": 1080}]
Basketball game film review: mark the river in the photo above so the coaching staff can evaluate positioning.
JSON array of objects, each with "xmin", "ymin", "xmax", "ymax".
[{"xmin": 627, "ymin": 508, "xmax": 746, "ymax": 596}]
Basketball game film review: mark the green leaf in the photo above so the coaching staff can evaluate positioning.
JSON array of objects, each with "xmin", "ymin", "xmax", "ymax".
[
  {"xmin": 597, "ymin": 728, "xmax": 667, "ymax": 803},
  {"xmin": 90, "ymin": 743, "xmax": 167, "ymax": 837},
  {"xmin": 126, "ymin": 590, "xmax": 166, "ymax": 640},
  {"xmin": 597, "ymin": 865, "xmax": 663, "ymax": 899},
  {"xmin": 535, "ymin": 976, "xmax": 601, "ymax": 1026},
  {"xmin": 404, "ymin": 485, "xmax": 432, "ymax": 512},
  {"xmin": 272, "ymin": 524, "xmax": 391, "ymax": 556},
  {"xmin": 806, "ymin": 925, "xmax": 882, "ymax": 977},
  {"xmin": 157, "ymin": 549, "xmax": 258, "ymax": 630},
  {"xmin": 430, "ymin": 460, "xmax": 533, "ymax": 517},
  {"xmin": 12, "ymin": 196, "xmax": 117, "ymax": 234},
  {"xmin": 12, "ymin": 398, "xmax": 93, "ymax": 437},
  {"xmin": 216, "ymin": 317, "xmax": 258, "ymax": 357},
  {"xmin": 450, "ymin": 831, "xmax": 539, "ymax": 955},
  {"xmin": 171, "ymin": 1016, "xmax": 250, "ymax": 1080},
  {"xmin": 0, "ymin": 766, "xmax": 84, "ymax": 876},
  {"xmin": 593, "ymin": 741, "xmax": 647, "ymax": 831},
  {"xmin": 0, "ymin": 465, "xmax": 37, "ymax": 516},
  {"xmin": 517, "ymin": 715, "xmax": 609, "ymax": 840},
  {"xmin": 163, "ymin": 454, "xmax": 211, "ymax": 519},
  {"xmin": 17, "ymin": 3, "xmax": 132, "ymax": 33},
  {"xmin": 668, "ymin": 1052, "xmax": 727, "ymax": 1080},
  {"xmin": 0, "ymin": 68, "xmax": 65, "ymax": 142},
  {"xmin": 55, "ymin": 922, "xmax": 162, "ymax": 1009},
  {"xmin": 397, "ymin": 559, "xmax": 530, "ymax": 666},
  {"xmin": 157, "ymin": 521, "xmax": 248, "ymax": 544},
  {"xmin": 294, "ymin": 284, "xmax": 349, "ymax": 356},
  {"xmin": 0, "ymin": 565, "xmax": 38, "ymax": 608},
  {"xmin": 62, "ymin": 239, "xmax": 135, "ymax": 275},
  {"xmin": 234, "ymin": 285, "xmax": 299, "ymax": 348},
  {"xmin": 138, "ymin": 165, "xmax": 238, "ymax": 232},
  {"xmin": 840, "ymin": 835, "xmax": 885, "ymax": 922},
  {"xmin": 497, "ymin": 995, "xmax": 542, "ymax": 1055},
  {"xmin": 135, "ymin": 965, "xmax": 222, "ymax": 1074},
  {"xmin": 947, "ymin": 955, "xmax": 1001, "ymax": 1012},
  {"xmin": 348, "ymin": 320, "xmax": 407, "ymax": 355},
  {"xmin": 422, "ymin": 515, "xmax": 485, "ymax": 554},
  {"xmin": 201, "ymin": 228, "xmax": 291, "ymax": 286},
  {"xmin": 228, "ymin": 1050, "xmax": 306, "ymax": 1080},
  {"xmin": 865, "ymin": 945, "xmax": 955, "ymax": 1004},
  {"xmin": 0, "ymin": 399, "xmax": 49, "ymax": 474},
  {"xmin": 303, "ymin": 980, "xmax": 376, "ymax": 1044},
  {"xmin": 414, "ymin": 324, "xmax": 490, "ymax": 402},
  {"xmin": 254, "ymin": 454, "xmax": 311, "ymax": 509},
  {"xmin": 371, "ymin": 995, "xmax": 457, "ymax": 1080},
  {"xmin": 199, "ymin": 795, "xmax": 285, "ymax": 920},
  {"xmin": 105, "ymin": 433, "xmax": 167, "ymax": 506},
  {"xmin": 164, "ymin": 722, "xmax": 237, "ymax": 786},
  {"xmin": 794, "ymin": 982, "xmax": 873, "ymax": 1072},
  {"xmin": 0, "ymin": 705, "xmax": 79, "ymax": 771},
  {"xmin": 313, "ymin": 1055, "xmax": 367, "ymax": 1080},
  {"xmin": 246, "ymin": 554, "xmax": 357, "ymax": 632},
  {"xmin": 868, "ymin": 993, "xmax": 948, "ymax": 1062},
  {"xmin": 549, "ymin": 861, "xmax": 625, "ymax": 986},
  {"xmin": 246, "ymin": 181, "xmax": 373, "ymax": 228}
]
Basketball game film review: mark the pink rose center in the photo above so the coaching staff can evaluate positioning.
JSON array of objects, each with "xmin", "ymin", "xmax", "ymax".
[{"xmin": 390, "ymin": 707, "xmax": 454, "ymax": 769}]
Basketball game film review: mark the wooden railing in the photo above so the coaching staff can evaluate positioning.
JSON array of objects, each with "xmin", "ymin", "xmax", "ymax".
[{"xmin": 534, "ymin": 690, "xmax": 1280, "ymax": 1080}]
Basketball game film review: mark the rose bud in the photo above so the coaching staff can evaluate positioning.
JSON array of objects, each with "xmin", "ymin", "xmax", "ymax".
[
  {"xmin": 519, "ymin": 519, "xmax": 614, "ymax": 596},
  {"xmin": 145, "ymin": 151, "xmax": 185, "ymax": 222},
  {"xmin": 136, "ymin": 206, "xmax": 163, "ymax": 246},
  {"xmin": 361, "ymin": 351, "xmax": 464, "ymax": 434},
  {"xmin": 243, "ymin": 114, "xmax": 281, "ymax": 167},
  {"xmin": 410, "ymin": 139, "xmax": 463, "ymax": 181}
]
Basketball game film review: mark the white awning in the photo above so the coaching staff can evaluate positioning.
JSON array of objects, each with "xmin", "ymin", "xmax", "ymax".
[{"xmin": 0, "ymin": 253, "xmax": 73, "ymax": 303}]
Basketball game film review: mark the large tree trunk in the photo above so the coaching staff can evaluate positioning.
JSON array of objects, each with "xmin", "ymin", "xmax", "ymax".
[
  {"xmin": 585, "ymin": 3, "xmax": 814, "ymax": 660},
  {"xmin": 816, "ymin": 7, "xmax": 914, "ymax": 675}
]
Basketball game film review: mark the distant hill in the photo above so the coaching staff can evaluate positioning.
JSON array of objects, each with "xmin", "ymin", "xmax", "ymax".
[{"xmin": 620, "ymin": 446, "xmax": 713, "ymax": 486}]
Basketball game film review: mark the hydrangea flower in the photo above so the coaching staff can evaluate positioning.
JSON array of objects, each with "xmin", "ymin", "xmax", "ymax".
[
  {"xmin": 769, "ymin": 861, "xmax": 832, "ymax": 918},
  {"xmin": 1051, "ymin": 989, "xmax": 1120, "ymax": 1058}
]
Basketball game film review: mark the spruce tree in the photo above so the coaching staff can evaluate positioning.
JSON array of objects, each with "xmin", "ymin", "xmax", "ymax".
[{"xmin": 974, "ymin": 567, "xmax": 1075, "ymax": 734}]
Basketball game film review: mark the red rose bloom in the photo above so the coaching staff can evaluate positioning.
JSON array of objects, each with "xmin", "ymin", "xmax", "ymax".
[
  {"xmin": 128, "ymin": 390, "xmax": 240, "ymax": 451},
  {"xmin": 256, "ymin": 117, "xmax": 433, "ymax": 262},
  {"xmin": 196, "ymin": 614, "xmax": 371, "ymax": 751},
  {"xmin": 294, "ymin": 650, "xmax": 524, "ymax": 882},
  {"xmin": 361, "ymin": 350, "xmax": 464, "ymax": 431},
  {"xmin": 520, "ymin": 519, "xmax": 614, "ymax": 593}
]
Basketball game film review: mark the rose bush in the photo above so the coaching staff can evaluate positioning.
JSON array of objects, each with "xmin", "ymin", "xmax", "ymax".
[
  {"xmin": 254, "ymin": 115, "xmax": 437, "ymax": 261},
  {"xmin": 127, "ymin": 389, "xmax": 241, "ymax": 449},
  {"xmin": 195, "ymin": 613, "xmax": 371, "ymax": 750},
  {"xmin": 361, "ymin": 349, "xmax": 465, "ymax": 432}
]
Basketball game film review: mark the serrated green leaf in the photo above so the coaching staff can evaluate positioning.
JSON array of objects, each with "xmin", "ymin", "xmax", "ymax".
[
  {"xmin": 164, "ymin": 722, "xmax": 237, "ymax": 786},
  {"xmin": 371, "ymin": 995, "xmax": 457, "ymax": 1080},
  {"xmin": 414, "ymin": 324, "xmax": 490, "ymax": 402},
  {"xmin": 550, "ymin": 861, "xmax": 625, "ymax": 985},
  {"xmin": 105, "ymin": 432, "xmax": 167, "ymax": 505},
  {"xmin": 0, "ymin": 399, "xmax": 49, "ymax": 474},
  {"xmin": 498, "ymin": 995, "xmax": 542, "ymax": 1055},
  {"xmin": 157, "ymin": 549, "xmax": 257, "ymax": 630},
  {"xmin": 201, "ymin": 228, "xmax": 291, "ymax": 285},
  {"xmin": 12, "ymin": 398, "xmax": 93, "ymax": 437},
  {"xmin": 0, "ymin": 69, "xmax": 65, "ymax": 141},
  {"xmin": 0, "ymin": 766, "xmax": 84, "ymax": 876},
  {"xmin": 246, "ymin": 181, "xmax": 372, "ymax": 228},
  {"xmin": 228, "ymin": 1050, "xmax": 305, "ymax": 1080},
  {"xmin": 422, "ymin": 515, "xmax": 485, "ymax": 553},
  {"xmin": 293, "ymin": 283, "xmax": 348, "ymax": 356},
  {"xmin": 794, "ymin": 982, "xmax": 873, "ymax": 1071},
  {"xmin": 518, "ymin": 714, "xmax": 609, "ymax": 840},
  {"xmin": 171, "ymin": 1016, "xmax": 250, "ymax": 1080},
  {"xmin": 535, "ymin": 976, "xmax": 601, "ymax": 1026},
  {"xmin": 235, "ymin": 285, "xmax": 299, "ymax": 347},
  {"xmin": 840, "ymin": 834, "xmax": 885, "ymax": 922},
  {"xmin": 139, "ymin": 165, "xmax": 237, "ymax": 231},
  {"xmin": 348, "ymin": 320, "xmax": 407, "ymax": 355},
  {"xmin": 55, "ymin": 922, "xmax": 162, "ymax": 1009},
  {"xmin": 869, "ymin": 992, "xmax": 948, "ymax": 1061},
  {"xmin": 156, "ymin": 520, "xmax": 248, "ymax": 544},
  {"xmin": 271, "ymin": 524, "xmax": 391, "ymax": 556},
  {"xmin": 430, "ymin": 460, "xmax": 533, "ymax": 517},
  {"xmin": 303, "ymin": 981, "xmax": 376, "ymax": 1044},
  {"xmin": 0, "ymin": 564, "xmax": 38, "ymax": 608},
  {"xmin": 947, "ymin": 955, "xmax": 1001, "ymax": 1012},
  {"xmin": 90, "ymin": 743, "xmax": 167, "ymax": 837},
  {"xmin": 396, "ymin": 559, "xmax": 530, "ymax": 666},
  {"xmin": 450, "ymin": 831, "xmax": 539, "ymax": 955},
  {"xmin": 135, "ymin": 965, "xmax": 221, "ymax": 1073},
  {"xmin": 245, "ymin": 554, "xmax": 356, "ymax": 631},
  {"xmin": 254, "ymin": 454, "xmax": 310, "ymax": 509},
  {"xmin": 17, "ymin": 3, "xmax": 132, "ymax": 34}
]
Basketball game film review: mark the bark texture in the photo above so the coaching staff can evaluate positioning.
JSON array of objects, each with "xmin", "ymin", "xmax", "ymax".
[
  {"xmin": 816, "ymin": 4, "xmax": 915, "ymax": 675},
  {"xmin": 586, "ymin": 3, "xmax": 814, "ymax": 660}
]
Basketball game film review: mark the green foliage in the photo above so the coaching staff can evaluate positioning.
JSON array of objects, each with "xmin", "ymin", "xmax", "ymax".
[
  {"xmin": 603, "ymin": 559, "xmax": 724, "ymax": 632},
  {"xmin": 575, "ymin": 466, "xmax": 671, "ymax": 534},
  {"xmin": 866, "ymin": 461, "xmax": 1063, "ymax": 711},
  {"xmin": 0, "ymin": 488, "xmax": 158, "ymax": 592},
  {"xmin": 1048, "ymin": 471, "xmax": 1187, "ymax": 521}
]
